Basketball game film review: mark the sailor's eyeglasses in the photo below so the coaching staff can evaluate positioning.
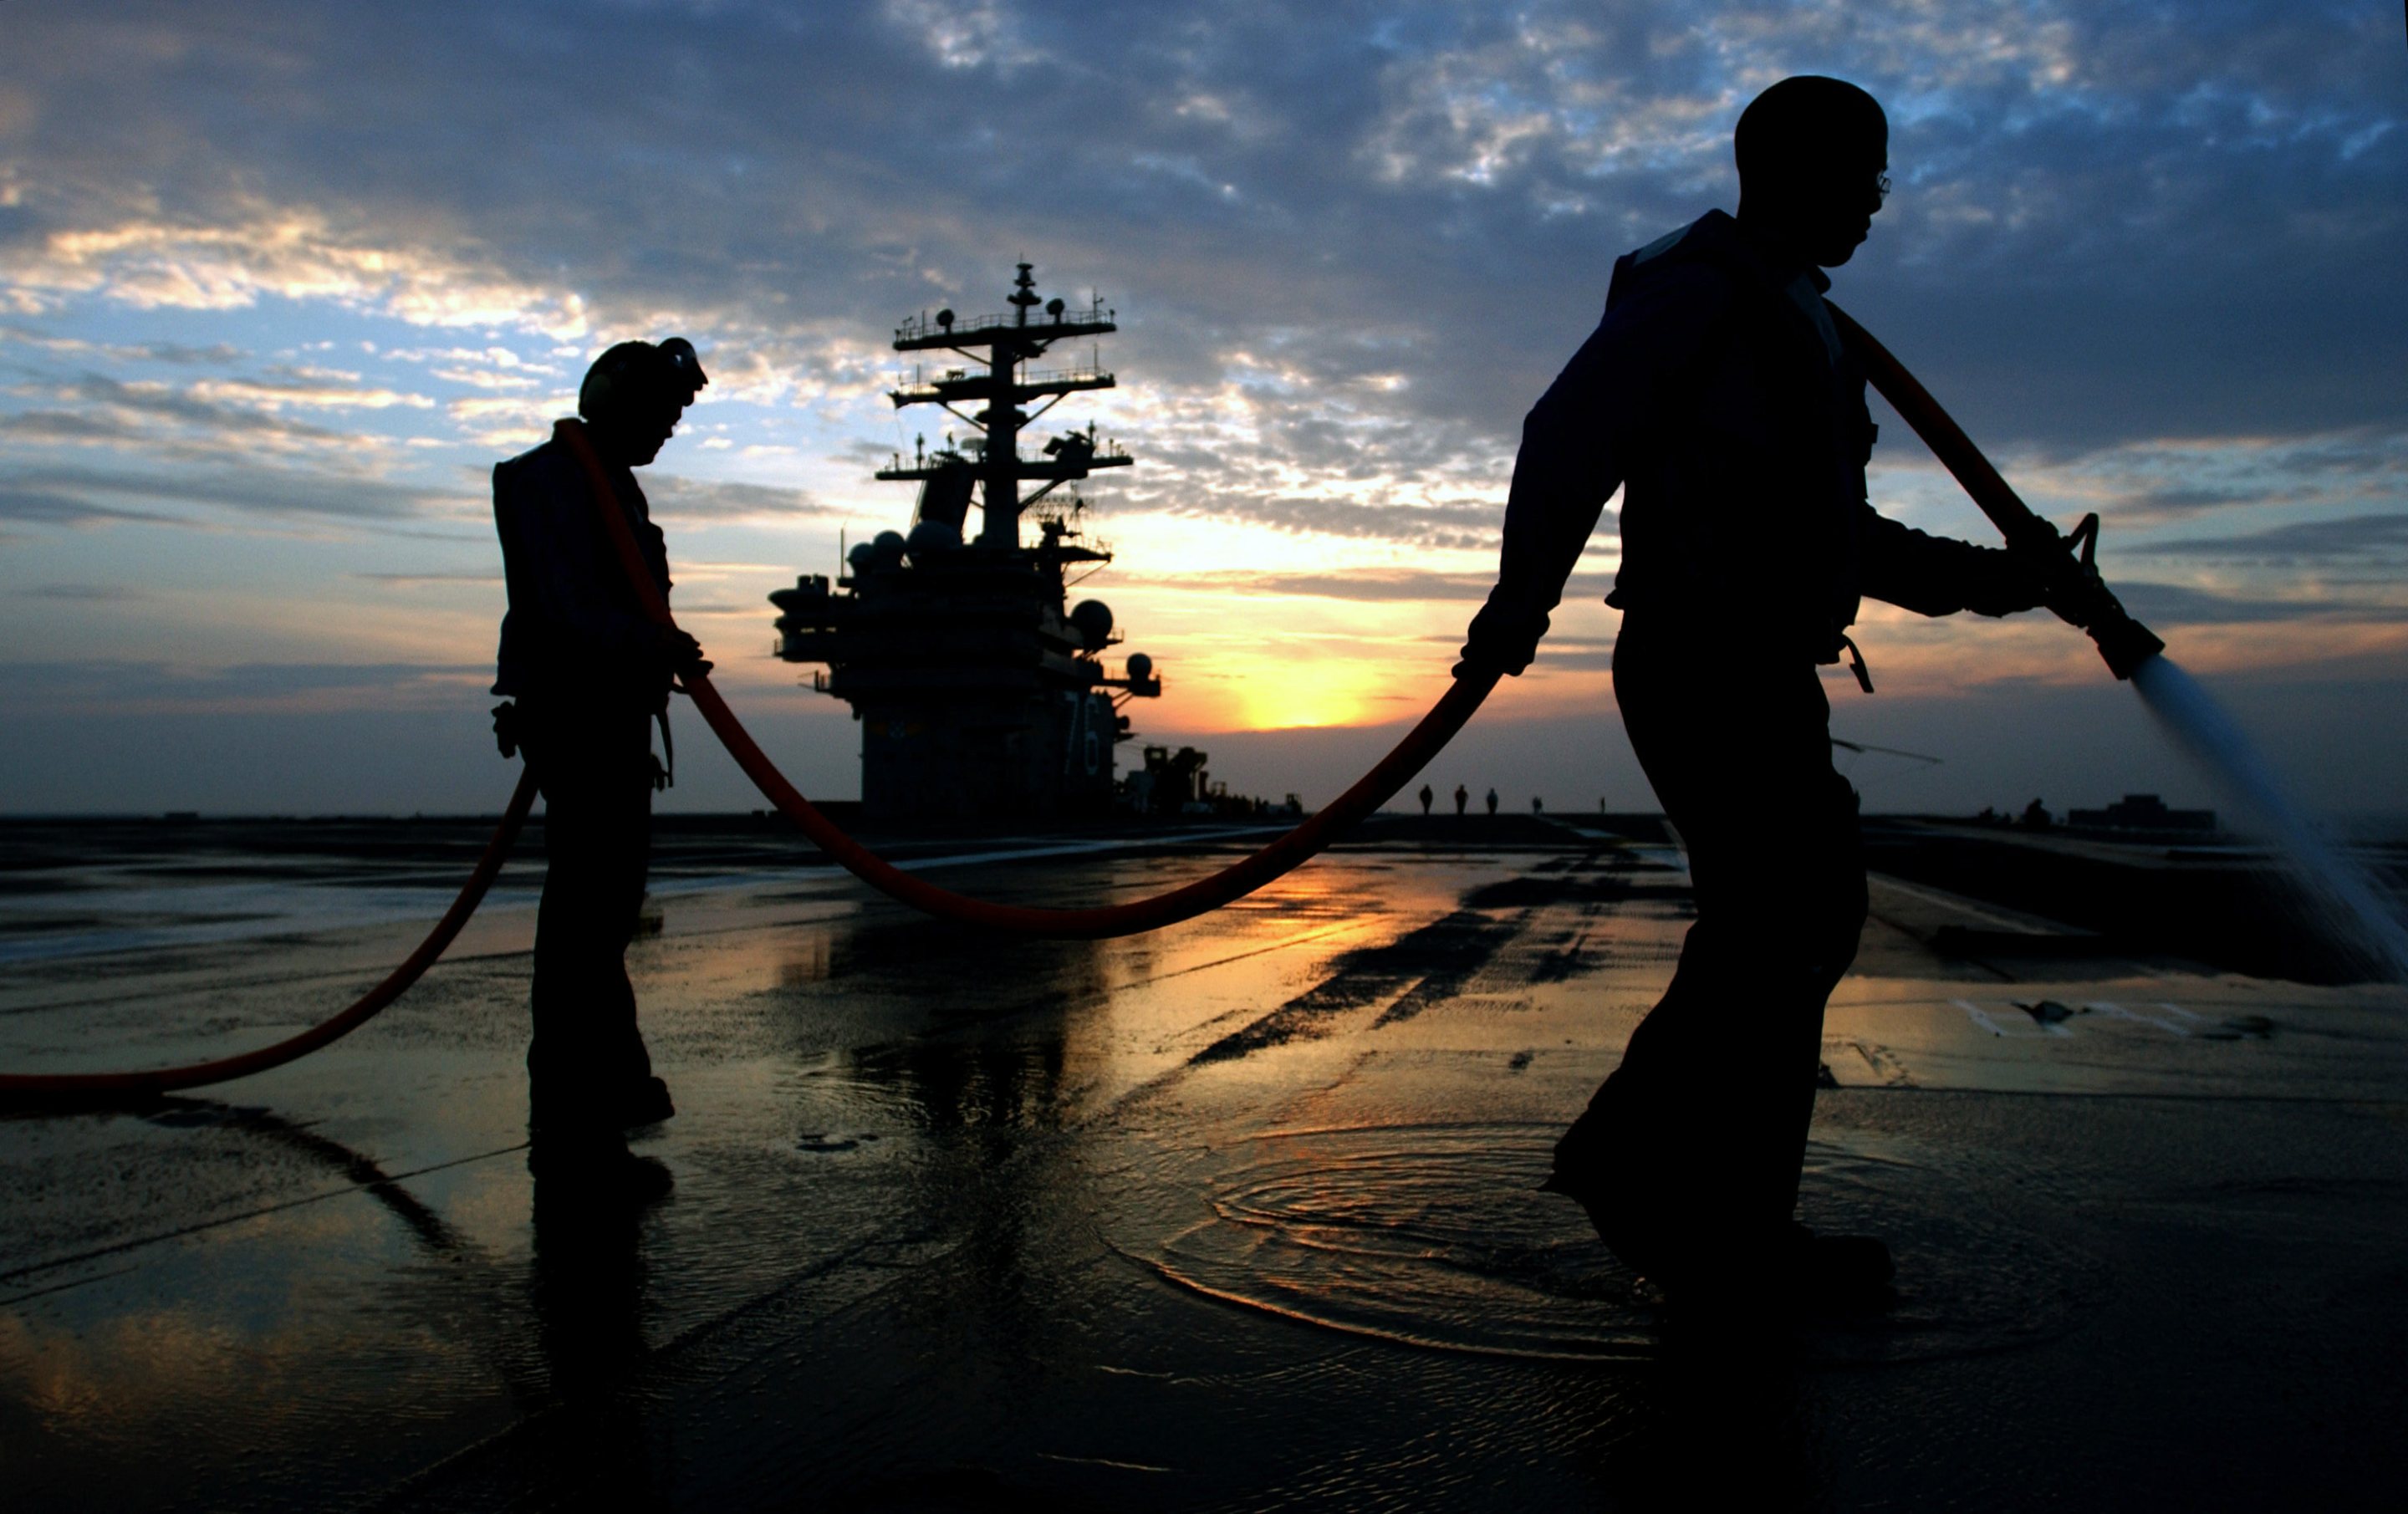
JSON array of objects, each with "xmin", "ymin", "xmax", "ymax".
[{"xmin": 1875, "ymin": 173, "xmax": 1893, "ymax": 201}]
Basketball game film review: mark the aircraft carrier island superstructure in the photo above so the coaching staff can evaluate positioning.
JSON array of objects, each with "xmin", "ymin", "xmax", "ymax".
[{"xmin": 770, "ymin": 264, "xmax": 1163, "ymax": 822}]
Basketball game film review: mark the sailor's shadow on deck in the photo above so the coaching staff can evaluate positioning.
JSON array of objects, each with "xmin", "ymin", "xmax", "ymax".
[
  {"xmin": 0, "ymin": 1097, "xmax": 477, "ymax": 1292},
  {"xmin": 522, "ymin": 1139, "xmax": 669, "ymax": 1510}
]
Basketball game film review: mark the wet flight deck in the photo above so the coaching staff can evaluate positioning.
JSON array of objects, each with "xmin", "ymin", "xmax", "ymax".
[{"xmin": 4, "ymin": 813, "xmax": 2404, "ymax": 1510}]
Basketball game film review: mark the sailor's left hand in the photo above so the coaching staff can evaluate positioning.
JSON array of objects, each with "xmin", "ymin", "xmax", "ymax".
[
  {"xmin": 1959, "ymin": 546, "xmax": 2051, "ymax": 617},
  {"xmin": 492, "ymin": 700, "xmax": 522, "ymax": 759},
  {"xmin": 1456, "ymin": 592, "xmax": 1550, "ymax": 679},
  {"xmin": 657, "ymin": 624, "xmax": 713, "ymax": 678}
]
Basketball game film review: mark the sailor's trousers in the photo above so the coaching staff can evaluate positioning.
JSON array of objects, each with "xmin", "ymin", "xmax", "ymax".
[
  {"xmin": 1559, "ymin": 610, "xmax": 1868, "ymax": 1270},
  {"xmin": 521, "ymin": 700, "xmax": 659, "ymax": 1124}
]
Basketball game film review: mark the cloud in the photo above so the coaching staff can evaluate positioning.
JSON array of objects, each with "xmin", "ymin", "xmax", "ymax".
[
  {"xmin": 2, "ymin": 200, "xmax": 593, "ymax": 337},
  {"xmin": 17, "ymin": 582, "xmax": 147, "ymax": 601},
  {"xmin": 431, "ymin": 365, "xmax": 539, "ymax": 391},
  {"xmin": 1110, "ymin": 568, "xmax": 1617, "ymax": 604},
  {"xmin": 188, "ymin": 372, "xmax": 436, "ymax": 410},
  {"xmin": 0, "ymin": 483, "xmax": 176, "ymax": 526},
  {"xmin": 1255, "ymin": 569, "xmax": 1497, "ymax": 601},
  {"xmin": 641, "ymin": 475, "xmax": 833, "ymax": 523},
  {"xmin": 2143, "ymin": 512, "xmax": 2408, "ymax": 565},
  {"xmin": 0, "ymin": 461, "xmax": 464, "ymax": 525},
  {"xmin": 0, "ymin": 409, "xmax": 150, "ymax": 446},
  {"xmin": 1526, "ymin": 635, "xmax": 1618, "ymax": 672},
  {"xmin": 2110, "ymin": 578, "xmax": 2408, "ymax": 625},
  {"xmin": 0, "ymin": 326, "xmax": 247, "ymax": 365},
  {"xmin": 50, "ymin": 373, "xmax": 362, "ymax": 442},
  {"xmin": 0, "ymin": 659, "xmax": 489, "ymax": 716},
  {"xmin": 1866, "ymin": 426, "xmax": 2408, "ymax": 551},
  {"xmin": 1157, "ymin": 492, "xmax": 1511, "ymax": 549},
  {"xmin": 350, "ymin": 569, "xmax": 503, "ymax": 586}
]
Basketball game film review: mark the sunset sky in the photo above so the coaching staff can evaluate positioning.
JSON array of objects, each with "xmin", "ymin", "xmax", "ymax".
[{"xmin": 3, "ymin": 3, "xmax": 2403, "ymax": 818}]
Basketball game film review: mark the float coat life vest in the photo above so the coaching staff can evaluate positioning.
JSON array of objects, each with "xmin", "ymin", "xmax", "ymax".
[{"xmin": 492, "ymin": 434, "xmax": 676, "ymax": 711}]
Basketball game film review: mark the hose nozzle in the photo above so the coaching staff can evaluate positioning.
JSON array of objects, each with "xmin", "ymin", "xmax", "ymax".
[
  {"xmin": 2018, "ymin": 512, "xmax": 2164, "ymax": 681},
  {"xmin": 2082, "ymin": 600, "xmax": 2166, "ymax": 682}
]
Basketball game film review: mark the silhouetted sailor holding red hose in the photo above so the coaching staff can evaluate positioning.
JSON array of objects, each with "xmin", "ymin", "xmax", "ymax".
[
  {"xmin": 1457, "ymin": 77, "xmax": 2053, "ymax": 1310},
  {"xmin": 492, "ymin": 338, "xmax": 711, "ymax": 1145}
]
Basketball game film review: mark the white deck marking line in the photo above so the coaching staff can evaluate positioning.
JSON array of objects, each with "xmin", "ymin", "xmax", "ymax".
[
  {"xmin": 1875, "ymin": 874, "xmax": 2068, "ymax": 934},
  {"xmin": 1625, "ymin": 845, "xmax": 1690, "ymax": 876},
  {"xmin": 2085, "ymin": 1000, "xmax": 2191, "ymax": 1037},
  {"xmin": 0, "ymin": 1139, "xmax": 530, "ymax": 1285},
  {"xmin": 0, "ymin": 828, "xmax": 1298, "ymax": 967},
  {"xmin": 0, "ymin": 1262, "xmax": 143, "ymax": 1309},
  {"xmin": 2155, "ymin": 1001, "xmax": 2204, "ymax": 1022},
  {"xmin": 864, "ymin": 824, "xmax": 1292, "ymax": 873},
  {"xmin": 1033, "ymin": 1451, "xmax": 1174, "ymax": 1474},
  {"xmin": 1116, "ymin": 918, "xmax": 1374, "ymax": 998},
  {"xmin": 1950, "ymin": 997, "xmax": 2072, "ymax": 1038},
  {"xmin": 647, "ymin": 824, "xmax": 1293, "ymax": 899},
  {"xmin": 1849, "ymin": 1042, "xmax": 1909, "ymax": 1084}
]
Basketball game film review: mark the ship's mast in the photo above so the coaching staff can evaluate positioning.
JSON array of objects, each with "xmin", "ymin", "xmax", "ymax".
[
  {"xmin": 880, "ymin": 262, "xmax": 1130, "ymax": 546},
  {"xmin": 769, "ymin": 263, "xmax": 1161, "ymax": 823}
]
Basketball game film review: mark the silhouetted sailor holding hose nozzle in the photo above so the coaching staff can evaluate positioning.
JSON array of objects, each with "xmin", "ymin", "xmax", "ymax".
[
  {"xmin": 1457, "ymin": 77, "xmax": 2056, "ymax": 1311},
  {"xmin": 492, "ymin": 338, "xmax": 710, "ymax": 1157}
]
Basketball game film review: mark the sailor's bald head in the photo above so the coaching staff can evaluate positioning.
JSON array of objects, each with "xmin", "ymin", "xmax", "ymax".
[{"xmin": 1735, "ymin": 76, "xmax": 1890, "ymax": 268}]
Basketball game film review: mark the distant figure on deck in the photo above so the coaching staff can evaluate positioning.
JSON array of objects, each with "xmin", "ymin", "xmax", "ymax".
[
  {"xmin": 1419, "ymin": 783, "xmax": 1435, "ymax": 816},
  {"xmin": 1454, "ymin": 76, "xmax": 2048, "ymax": 1308},
  {"xmin": 1455, "ymin": 783, "xmax": 1469, "ymax": 816},
  {"xmin": 1531, "ymin": 796, "xmax": 1544, "ymax": 815},
  {"xmin": 1485, "ymin": 787, "xmax": 1499, "ymax": 816},
  {"xmin": 491, "ymin": 337, "xmax": 711, "ymax": 1155}
]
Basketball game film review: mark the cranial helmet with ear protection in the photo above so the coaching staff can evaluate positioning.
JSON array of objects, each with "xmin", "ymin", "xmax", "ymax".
[{"xmin": 579, "ymin": 337, "xmax": 710, "ymax": 424}]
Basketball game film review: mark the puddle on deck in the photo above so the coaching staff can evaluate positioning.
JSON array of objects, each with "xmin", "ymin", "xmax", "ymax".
[{"xmin": 1130, "ymin": 1122, "xmax": 2099, "ymax": 1366}]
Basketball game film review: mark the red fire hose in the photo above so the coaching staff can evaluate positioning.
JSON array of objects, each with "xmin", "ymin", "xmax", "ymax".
[{"xmin": 0, "ymin": 768, "xmax": 540, "ymax": 1101}]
